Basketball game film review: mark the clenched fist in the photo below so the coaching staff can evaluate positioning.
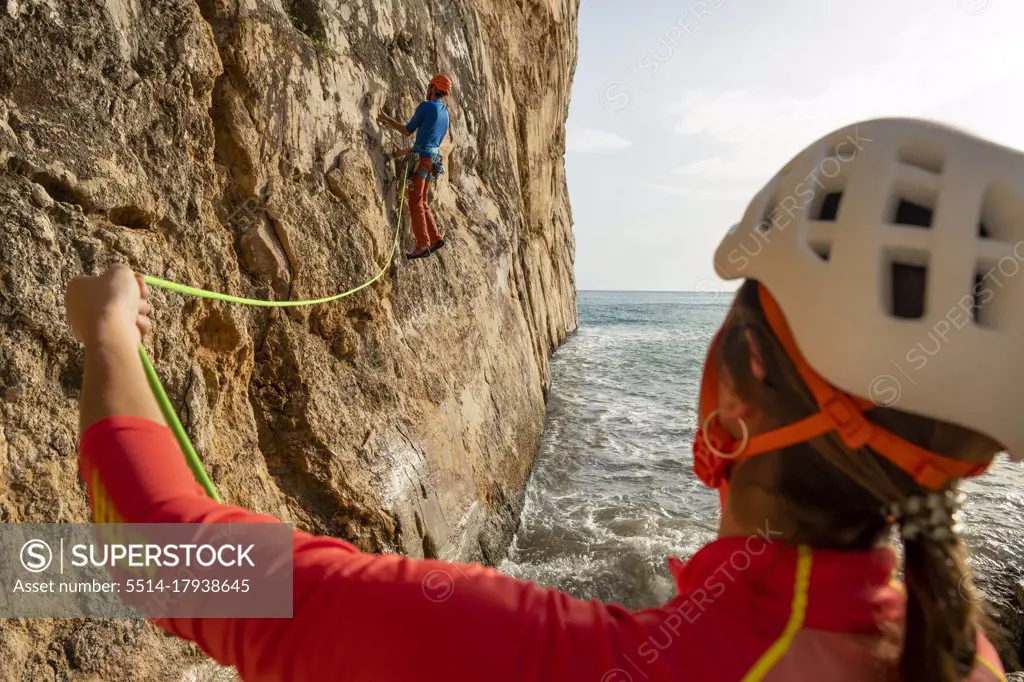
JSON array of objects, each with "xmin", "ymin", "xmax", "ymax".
[{"xmin": 65, "ymin": 264, "xmax": 152, "ymax": 348}]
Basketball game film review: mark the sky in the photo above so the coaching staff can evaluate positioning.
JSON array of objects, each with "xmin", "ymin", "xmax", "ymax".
[{"xmin": 566, "ymin": 0, "xmax": 1024, "ymax": 292}]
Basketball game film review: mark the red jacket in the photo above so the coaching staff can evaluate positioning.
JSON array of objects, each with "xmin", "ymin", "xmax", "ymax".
[{"xmin": 79, "ymin": 417, "xmax": 1007, "ymax": 682}]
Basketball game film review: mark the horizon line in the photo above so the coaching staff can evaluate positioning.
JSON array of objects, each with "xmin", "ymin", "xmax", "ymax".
[{"xmin": 577, "ymin": 288, "xmax": 737, "ymax": 294}]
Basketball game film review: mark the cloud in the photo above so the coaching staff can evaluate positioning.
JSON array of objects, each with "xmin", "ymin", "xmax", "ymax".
[
  {"xmin": 650, "ymin": 183, "xmax": 750, "ymax": 202},
  {"xmin": 657, "ymin": 21, "xmax": 1021, "ymax": 196},
  {"xmin": 566, "ymin": 126, "xmax": 632, "ymax": 154},
  {"xmin": 671, "ymin": 155, "xmax": 764, "ymax": 183}
]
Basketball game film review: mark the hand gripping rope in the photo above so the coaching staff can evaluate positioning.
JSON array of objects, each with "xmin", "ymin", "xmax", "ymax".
[{"xmin": 135, "ymin": 155, "xmax": 414, "ymax": 502}]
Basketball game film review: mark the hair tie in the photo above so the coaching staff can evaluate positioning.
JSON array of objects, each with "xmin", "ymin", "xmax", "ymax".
[{"xmin": 884, "ymin": 490, "xmax": 965, "ymax": 543}]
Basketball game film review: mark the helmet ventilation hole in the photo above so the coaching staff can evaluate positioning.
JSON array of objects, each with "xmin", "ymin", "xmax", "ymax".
[
  {"xmin": 978, "ymin": 180, "xmax": 1024, "ymax": 242},
  {"xmin": 807, "ymin": 193, "xmax": 838, "ymax": 262},
  {"xmin": 893, "ymin": 199, "xmax": 933, "ymax": 228},
  {"xmin": 757, "ymin": 205, "xmax": 776, "ymax": 233},
  {"xmin": 897, "ymin": 140, "xmax": 945, "ymax": 175},
  {"xmin": 887, "ymin": 262, "xmax": 927, "ymax": 320},
  {"xmin": 802, "ymin": 157, "xmax": 847, "ymax": 262},
  {"xmin": 817, "ymin": 192, "xmax": 842, "ymax": 221},
  {"xmin": 889, "ymin": 139, "xmax": 942, "ymax": 228},
  {"xmin": 810, "ymin": 243, "xmax": 831, "ymax": 262},
  {"xmin": 971, "ymin": 272, "xmax": 987, "ymax": 325},
  {"xmin": 973, "ymin": 261, "xmax": 1021, "ymax": 329},
  {"xmin": 973, "ymin": 181, "xmax": 1024, "ymax": 327}
]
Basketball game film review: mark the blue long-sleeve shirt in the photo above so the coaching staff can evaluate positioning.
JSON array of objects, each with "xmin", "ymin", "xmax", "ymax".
[{"xmin": 405, "ymin": 99, "xmax": 449, "ymax": 150}]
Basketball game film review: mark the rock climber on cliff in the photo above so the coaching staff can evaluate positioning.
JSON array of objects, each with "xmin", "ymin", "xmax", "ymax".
[
  {"xmin": 68, "ymin": 119, "xmax": 1017, "ymax": 681},
  {"xmin": 377, "ymin": 74, "xmax": 452, "ymax": 260}
]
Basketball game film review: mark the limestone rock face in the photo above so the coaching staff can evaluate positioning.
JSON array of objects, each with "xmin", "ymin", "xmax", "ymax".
[{"xmin": 0, "ymin": 0, "xmax": 578, "ymax": 678}]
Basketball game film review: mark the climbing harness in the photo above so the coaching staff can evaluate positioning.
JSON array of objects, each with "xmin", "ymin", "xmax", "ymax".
[
  {"xmin": 405, "ymin": 145, "xmax": 444, "ymax": 183},
  {"xmin": 137, "ymin": 154, "xmax": 415, "ymax": 501}
]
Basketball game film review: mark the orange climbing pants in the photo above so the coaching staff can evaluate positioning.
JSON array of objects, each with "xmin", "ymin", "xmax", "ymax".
[{"xmin": 409, "ymin": 156, "xmax": 442, "ymax": 249}]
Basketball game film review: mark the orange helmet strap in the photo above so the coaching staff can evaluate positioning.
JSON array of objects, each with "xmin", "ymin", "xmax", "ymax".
[{"xmin": 738, "ymin": 284, "xmax": 991, "ymax": 489}]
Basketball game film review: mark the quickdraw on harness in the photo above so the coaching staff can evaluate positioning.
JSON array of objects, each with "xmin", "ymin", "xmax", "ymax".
[{"xmin": 693, "ymin": 283, "xmax": 991, "ymax": 510}]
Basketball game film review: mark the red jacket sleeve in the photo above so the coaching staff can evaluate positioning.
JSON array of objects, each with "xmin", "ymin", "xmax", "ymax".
[{"xmin": 78, "ymin": 417, "xmax": 667, "ymax": 682}]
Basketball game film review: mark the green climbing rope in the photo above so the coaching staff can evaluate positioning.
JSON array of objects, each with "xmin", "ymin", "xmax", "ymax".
[
  {"xmin": 139, "ymin": 345, "xmax": 221, "ymax": 502},
  {"xmin": 139, "ymin": 156, "xmax": 413, "ymax": 500}
]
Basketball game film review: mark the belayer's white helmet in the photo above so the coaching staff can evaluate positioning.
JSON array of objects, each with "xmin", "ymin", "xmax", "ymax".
[{"xmin": 713, "ymin": 117, "xmax": 1024, "ymax": 463}]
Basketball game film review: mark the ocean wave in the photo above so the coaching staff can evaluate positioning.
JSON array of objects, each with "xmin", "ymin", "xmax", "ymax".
[{"xmin": 507, "ymin": 291, "xmax": 1024, "ymax": 611}]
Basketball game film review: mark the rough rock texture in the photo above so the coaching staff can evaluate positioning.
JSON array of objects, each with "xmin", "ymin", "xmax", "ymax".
[{"xmin": 0, "ymin": 0, "xmax": 578, "ymax": 678}]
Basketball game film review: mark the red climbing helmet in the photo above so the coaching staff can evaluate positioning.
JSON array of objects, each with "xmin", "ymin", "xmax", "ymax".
[{"xmin": 429, "ymin": 74, "xmax": 452, "ymax": 95}]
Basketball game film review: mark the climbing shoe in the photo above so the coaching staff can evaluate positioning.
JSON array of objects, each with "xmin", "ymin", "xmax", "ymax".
[
  {"xmin": 429, "ymin": 239, "xmax": 445, "ymax": 253},
  {"xmin": 406, "ymin": 246, "xmax": 431, "ymax": 260}
]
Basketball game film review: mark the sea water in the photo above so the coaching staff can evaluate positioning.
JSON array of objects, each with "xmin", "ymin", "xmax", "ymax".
[{"xmin": 500, "ymin": 291, "xmax": 1024, "ymax": 610}]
